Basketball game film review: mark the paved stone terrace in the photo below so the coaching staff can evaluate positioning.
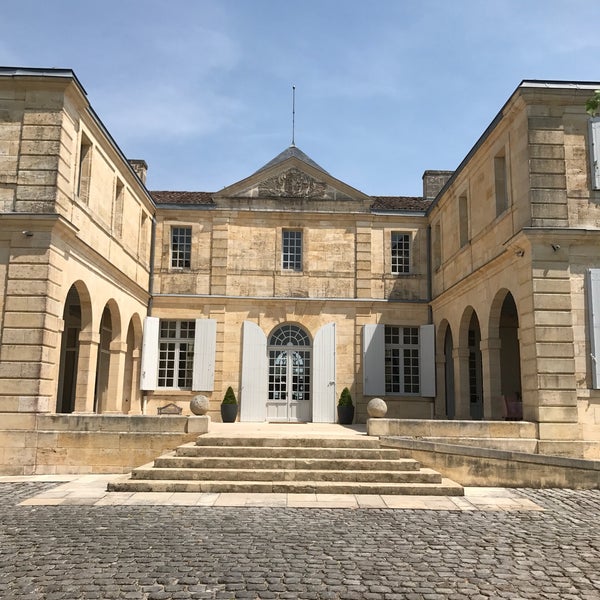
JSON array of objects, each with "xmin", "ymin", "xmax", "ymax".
[{"xmin": 1, "ymin": 480, "xmax": 599, "ymax": 599}]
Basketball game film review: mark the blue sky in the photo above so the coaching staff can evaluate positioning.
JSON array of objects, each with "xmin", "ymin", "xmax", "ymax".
[{"xmin": 3, "ymin": 1, "xmax": 600, "ymax": 196}]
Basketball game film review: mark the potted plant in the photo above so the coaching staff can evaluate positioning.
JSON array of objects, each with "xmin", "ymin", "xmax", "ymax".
[
  {"xmin": 220, "ymin": 386, "xmax": 238, "ymax": 423},
  {"xmin": 337, "ymin": 387, "xmax": 354, "ymax": 425}
]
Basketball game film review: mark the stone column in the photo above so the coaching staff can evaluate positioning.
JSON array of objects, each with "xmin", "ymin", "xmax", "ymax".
[
  {"xmin": 103, "ymin": 341, "xmax": 128, "ymax": 413},
  {"xmin": 453, "ymin": 347, "xmax": 471, "ymax": 419},
  {"xmin": 480, "ymin": 337, "xmax": 502, "ymax": 419},
  {"xmin": 73, "ymin": 330, "xmax": 100, "ymax": 413},
  {"xmin": 128, "ymin": 348, "xmax": 142, "ymax": 414}
]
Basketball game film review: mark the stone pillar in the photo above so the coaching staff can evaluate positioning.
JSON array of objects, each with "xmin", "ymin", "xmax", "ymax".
[
  {"xmin": 128, "ymin": 348, "xmax": 142, "ymax": 414},
  {"xmin": 73, "ymin": 330, "xmax": 100, "ymax": 413},
  {"xmin": 453, "ymin": 347, "xmax": 471, "ymax": 419},
  {"xmin": 104, "ymin": 341, "xmax": 128, "ymax": 413},
  {"xmin": 480, "ymin": 337, "xmax": 502, "ymax": 419}
]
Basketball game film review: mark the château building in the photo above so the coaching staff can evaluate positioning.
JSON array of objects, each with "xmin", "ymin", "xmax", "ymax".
[{"xmin": 0, "ymin": 67, "xmax": 598, "ymax": 473}]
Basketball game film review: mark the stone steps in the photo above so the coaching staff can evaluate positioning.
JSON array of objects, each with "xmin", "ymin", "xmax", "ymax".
[
  {"xmin": 130, "ymin": 466, "xmax": 442, "ymax": 483},
  {"xmin": 108, "ymin": 435, "xmax": 464, "ymax": 496},
  {"xmin": 109, "ymin": 478, "xmax": 464, "ymax": 496},
  {"xmin": 177, "ymin": 444, "xmax": 402, "ymax": 460}
]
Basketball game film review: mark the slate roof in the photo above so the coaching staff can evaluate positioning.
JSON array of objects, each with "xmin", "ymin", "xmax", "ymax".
[
  {"xmin": 253, "ymin": 145, "xmax": 330, "ymax": 176},
  {"xmin": 370, "ymin": 196, "xmax": 429, "ymax": 211},
  {"xmin": 151, "ymin": 191, "xmax": 214, "ymax": 205}
]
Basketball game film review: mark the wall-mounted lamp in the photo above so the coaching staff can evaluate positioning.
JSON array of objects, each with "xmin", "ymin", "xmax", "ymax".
[
  {"xmin": 514, "ymin": 248, "xmax": 525, "ymax": 257},
  {"xmin": 551, "ymin": 244, "xmax": 561, "ymax": 252},
  {"xmin": 22, "ymin": 230, "xmax": 33, "ymax": 237}
]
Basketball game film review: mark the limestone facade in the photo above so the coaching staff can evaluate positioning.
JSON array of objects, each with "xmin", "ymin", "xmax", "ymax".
[{"xmin": 0, "ymin": 68, "xmax": 599, "ymax": 467}]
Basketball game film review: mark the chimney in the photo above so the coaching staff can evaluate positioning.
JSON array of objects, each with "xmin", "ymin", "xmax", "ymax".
[
  {"xmin": 129, "ymin": 159, "xmax": 148, "ymax": 185},
  {"xmin": 422, "ymin": 170, "xmax": 453, "ymax": 202}
]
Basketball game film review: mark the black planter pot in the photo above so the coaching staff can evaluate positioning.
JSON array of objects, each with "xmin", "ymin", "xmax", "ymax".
[
  {"xmin": 220, "ymin": 403, "xmax": 238, "ymax": 423},
  {"xmin": 337, "ymin": 405, "xmax": 355, "ymax": 425}
]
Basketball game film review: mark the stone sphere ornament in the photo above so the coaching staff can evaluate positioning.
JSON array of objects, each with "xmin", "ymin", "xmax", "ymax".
[
  {"xmin": 367, "ymin": 397, "xmax": 388, "ymax": 418},
  {"xmin": 190, "ymin": 394, "xmax": 210, "ymax": 416}
]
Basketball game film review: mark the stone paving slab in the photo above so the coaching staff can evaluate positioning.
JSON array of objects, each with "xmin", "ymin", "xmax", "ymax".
[
  {"xmin": 0, "ymin": 474, "xmax": 547, "ymax": 510},
  {"xmin": 0, "ymin": 481, "xmax": 599, "ymax": 599}
]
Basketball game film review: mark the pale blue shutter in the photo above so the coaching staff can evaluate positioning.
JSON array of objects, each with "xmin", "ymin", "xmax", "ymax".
[
  {"xmin": 192, "ymin": 318, "xmax": 216, "ymax": 391},
  {"xmin": 140, "ymin": 316, "xmax": 159, "ymax": 390},
  {"xmin": 419, "ymin": 324, "xmax": 436, "ymax": 397},
  {"xmin": 590, "ymin": 118, "xmax": 600, "ymax": 190},
  {"xmin": 240, "ymin": 321, "xmax": 268, "ymax": 421},
  {"xmin": 587, "ymin": 269, "xmax": 600, "ymax": 388},
  {"xmin": 363, "ymin": 324, "xmax": 385, "ymax": 396},
  {"xmin": 313, "ymin": 322, "xmax": 336, "ymax": 423}
]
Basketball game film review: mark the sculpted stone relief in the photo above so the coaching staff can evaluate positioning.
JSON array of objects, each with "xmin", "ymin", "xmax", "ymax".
[{"xmin": 258, "ymin": 168, "xmax": 328, "ymax": 198}]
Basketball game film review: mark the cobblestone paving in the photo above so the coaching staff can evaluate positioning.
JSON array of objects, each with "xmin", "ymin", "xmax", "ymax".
[{"xmin": 1, "ymin": 483, "xmax": 599, "ymax": 599}]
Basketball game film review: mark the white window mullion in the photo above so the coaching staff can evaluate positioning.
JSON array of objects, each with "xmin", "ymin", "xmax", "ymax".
[
  {"xmin": 363, "ymin": 324, "xmax": 385, "ymax": 396},
  {"xmin": 590, "ymin": 118, "xmax": 600, "ymax": 190},
  {"xmin": 587, "ymin": 269, "xmax": 600, "ymax": 388},
  {"xmin": 140, "ymin": 316, "xmax": 159, "ymax": 390},
  {"xmin": 419, "ymin": 324, "xmax": 436, "ymax": 397},
  {"xmin": 192, "ymin": 318, "xmax": 216, "ymax": 391}
]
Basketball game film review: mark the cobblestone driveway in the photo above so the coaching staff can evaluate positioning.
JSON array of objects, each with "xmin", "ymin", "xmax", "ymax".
[{"xmin": 1, "ymin": 483, "xmax": 599, "ymax": 599}]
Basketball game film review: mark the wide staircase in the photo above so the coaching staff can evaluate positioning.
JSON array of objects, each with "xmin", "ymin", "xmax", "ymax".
[{"xmin": 108, "ymin": 434, "xmax": 463, "ymax": 496}]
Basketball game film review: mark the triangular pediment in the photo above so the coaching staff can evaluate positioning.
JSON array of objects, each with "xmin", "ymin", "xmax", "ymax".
[{"xmin": 216, "ymin": 146, "xmax": 369, "ymax": 202}]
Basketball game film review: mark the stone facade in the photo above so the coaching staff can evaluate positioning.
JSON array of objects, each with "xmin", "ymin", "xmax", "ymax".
[{"xmin": 0, "ymin": 68, "xmax": 599, "ymax": 473}]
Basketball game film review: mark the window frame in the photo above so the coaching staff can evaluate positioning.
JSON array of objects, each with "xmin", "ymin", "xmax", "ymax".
[
  {"xmin": 157, "ymin": 320, "xmax": 195, "ymax": 390},
  {"xmin": 384, "ymin": 325, "xmax": 420, "ymax": 395},
  {"xmin": 390, "ymin": 231, "xmax": 411, "ymax": 274},
  {"xmin": 170, "ymin": 226, "xmax": 192, "ymax": 269},
  {"xmin": 282, "ymin": 229, "xmax": 303, "ymax": 272}
]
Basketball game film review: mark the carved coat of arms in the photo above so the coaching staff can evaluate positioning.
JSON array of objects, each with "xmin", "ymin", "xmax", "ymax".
[{"xmin": 259, "ymin": 168, "xmax": 327, "ymax": 198}]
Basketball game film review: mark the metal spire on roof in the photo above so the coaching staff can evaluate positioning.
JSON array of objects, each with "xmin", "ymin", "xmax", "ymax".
[{"xmin": 291, "ymin": 85, "xmax": 296, "ymax": 147}]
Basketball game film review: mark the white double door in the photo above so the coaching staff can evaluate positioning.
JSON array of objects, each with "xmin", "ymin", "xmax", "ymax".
[
  {"xmin": 240, "ymin": 321, "xmax": 336, "ymax": 423},
  {"xmin": 267, "ymin": 346, "xmax": 311, "ymax": 422}
]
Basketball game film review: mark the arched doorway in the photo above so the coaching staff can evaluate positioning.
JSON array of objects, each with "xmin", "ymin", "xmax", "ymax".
[
  {"xmin": 56, "ymin": 286, "xmax": 82, "ymax": 413},
  {"xmin": 267, "ymin": 324, "xmax": 311, "ymax": 422},
  {"xmin": 468, "ymin": 312, "xmax": 483, "ymax": 420},
  {"xmin": 499, "ymin": 292, "xmax": 521, "ymax": 401},
  {"xmin": 444, "ymin": 326, "xmax": 455, "ymax": 419},
  {"xmin": 94, "ymin": 306, "xmax": 112, "ymax": 413},
  {"xmin": 122, "ymin": 315, "xmax": 142, "ymax": 414}
]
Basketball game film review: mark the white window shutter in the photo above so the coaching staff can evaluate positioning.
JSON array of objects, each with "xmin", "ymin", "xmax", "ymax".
[
  {"xmin": 587, "ymin": 269, "xmax": 600, "ymax": 388},
  {"xmin": 313, "ymin": 322, "xmax": 336, "ymax": 423},
  {"xmin": 590, "ymin": 118, "xmax": 600, "ymax": 190},
  {"xmin": 419, "ymin": 324, "xmax": 436, "ymax": 397},
  {"xmin": 240, "ymin": 321, "xmax": 268, "ymax": 421},
  {"xmin": 363, "ymin": 324, "xmax": 385, "ymax": 396},
  {"xmin": 192, "ymin": 318, "xmax": 216, "ymax": 391},
  {"xmin": 140, "ymin": 316, "xmax": 159, "ymax": 390}
]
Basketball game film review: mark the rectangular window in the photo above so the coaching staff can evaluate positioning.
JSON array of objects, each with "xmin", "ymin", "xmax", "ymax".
[
  {"xmin": 113, "ymin": 179, "xmax": 124, "ymax": 238},
  {"xmin": 432, "ymin": 222, "xmax": 441, "ymax": 269},
  {"xmin": 158, "ymin": 320, "xmax": 195, "ymax": 388},
  {"xmin": 384, "ymin": 325, "xmax": 420, "ymax": 394},
  {"xmin": 77, "ymin": 134, "xmax": 92, "ymax": 202},
  {"xmin": 458, "ymin": 195, "xmax": 469, "ymax": 248},
  {"xmin": 494, "ymin": 152, "xmax": 509, "ymax": 216},
  {"xmin": 170, "ymin": 226, "xmax": 192, "ymax": 269},
  {"xmin": 391, "ymin": 232, "xmax": 410, "ymax": 274},
  {"xmin": 282, "ymin": 229, "xmax": 302, "ymax": 271}
]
